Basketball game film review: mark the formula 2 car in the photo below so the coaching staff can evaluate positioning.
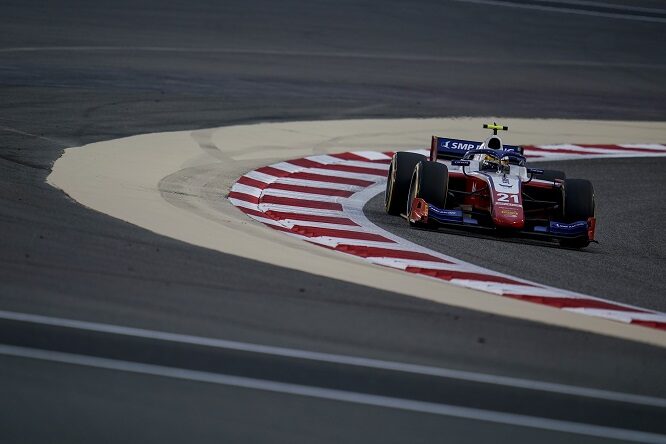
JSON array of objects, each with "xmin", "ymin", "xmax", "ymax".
[{"xmin": 384, "ymin": 123, "xmax": 596, "ymax": 248}]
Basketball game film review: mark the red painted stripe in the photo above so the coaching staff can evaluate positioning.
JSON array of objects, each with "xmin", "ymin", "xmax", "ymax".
[
  {"xmin": 255, "ymin": 166, "xmax": 293, "ymax": 177},
  {"xmin": 236, "ymin": 206, "xmax": 268, "ymax": 218},
  {"xmin": 260, "ymin": 195, "xmax": 343, "ymax": 211},
  {"xmin": 505, "ymin": 294, "xmax": 649, "ymax": 313},
  {"xmin": 237, "ymin": 176, "xmax": 269, "ymax": 190},
  {"xmin": 289, "ymin": 171, "xmax": 374, "ymax": 187},
  {"xmin": 265, "ymin": 211, "xmax": 358, "ymax": 226},
  {"xmin": 267, "ymin": 224, "xmax": 296, "ymax": 234},
  {"xmin": 405, "ymin": 267, "xmax": 526, "ymax": 285},
  {"xmin": 578, "ymin": 144, "xmax": 666, "ymax": 154},
  {"xmin": 331, "ymin": 152, "xmax": 392, "ymax": 164},
  {"xmin": 334, "ymin": 245, "xmax": 451, "ymax": 263},
  {"xmin": 228, "ymin": 191, "xmax": 259, "ymax": 204},
  {"xmin": 289, "ymin": 158, "xmax": 386, "ymax": 176},
  {"xmin": 631, "ymin": 320, "xmax": 666, "ymax": 331},
  {"xmin": 291, "ymin": 226, "xmax": 395, "ymax": 242},
  {"xmin": 265, "ymin": 182, "xmax": 354, "ymax": 197}
]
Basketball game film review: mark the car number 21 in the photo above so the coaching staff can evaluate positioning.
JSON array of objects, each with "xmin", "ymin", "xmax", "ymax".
[{"xmin": 497, "ymin": 193, "xmax": 519, "ymax": 204}]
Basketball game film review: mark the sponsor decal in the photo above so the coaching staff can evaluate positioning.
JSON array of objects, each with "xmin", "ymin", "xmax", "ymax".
[
  {"xmin": 439, "ymin": 139, "xmax": 480, "ymax": 151},
  {"xmin": 552, "ymin": 221, "xmax": 587, "ymax": 230},
  {"xmin": 439, "ymin": 209, "xmax": 461, "ymax": 217},
  {"xmin": 500, "ymin": 208, "xmax": 519, "ymax": 218}
]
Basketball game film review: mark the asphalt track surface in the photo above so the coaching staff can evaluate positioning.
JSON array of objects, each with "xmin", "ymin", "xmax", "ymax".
[{"xmin": 1, "ymin": 0, "xmax": 666, "ymax": 442}]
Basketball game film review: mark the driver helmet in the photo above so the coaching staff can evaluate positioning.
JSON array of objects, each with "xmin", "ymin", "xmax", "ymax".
[{"xmin": 473, "ymin": 153, "xmax": 499, "ymax": 171}]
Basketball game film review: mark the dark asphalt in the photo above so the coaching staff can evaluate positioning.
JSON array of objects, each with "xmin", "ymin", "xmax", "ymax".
[
  {"xmin": 367, "ymin": 157, "xmax": 666, "ymax": 312},
  {"xmin": 1, "ymin": 354, "xmax": 630, "ymax": 444},
  {"xmin": 1, "ymin": 0, "xmax": 665, "ymax": 442}
]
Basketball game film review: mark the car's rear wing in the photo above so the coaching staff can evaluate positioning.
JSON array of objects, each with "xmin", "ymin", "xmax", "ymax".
[{"xmin": 429, "ymin": 136, "xmax": 523, "ymax": 161}]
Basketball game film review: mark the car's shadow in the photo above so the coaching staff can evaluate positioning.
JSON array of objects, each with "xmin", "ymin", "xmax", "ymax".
[{"xmin": 410, "ymin": 223, "xmax": 599, "ymax": 253}]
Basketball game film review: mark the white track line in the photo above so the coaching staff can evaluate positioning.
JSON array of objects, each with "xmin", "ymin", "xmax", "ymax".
[
  {"xmin": 449, "ymin": 0, "xmax": 666, "ymax": 23},
  {"xmin": 4, "ymin": 344, "xmax": 665, "ymax": 442},
  {"xmin": 0, "ymin": 309, "xmax": 664, "ymax": 408}
]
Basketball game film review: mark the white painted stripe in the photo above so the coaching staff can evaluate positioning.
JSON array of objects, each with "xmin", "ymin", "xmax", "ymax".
[
  {"xmin": 267, "ymin": 161, "xmax": 303, "ymax": 173},
  {"xmin": 297, "ymin": 167, "xmax": 383, "ymax": 182},
  {"xmin": 305, "ymin": 238, "xmax": 396, "ymax": 248},
  {"xmin": 261, "ymin": 188, "xmax": 345, "ymax": 202},
  {"xmin": 460, "ymin": 282, "xmax": 586, "ymax": 298},
  {"xmin": 244, "ymin": 170, "xmax": 277, "ymax": 184},
  {"xmin": 228, "ymin": 198, "xmax": 260, "ymax": 211},
  {"xmin": 350, "ymin": 151, "xmax": 394, "ymax": 161},
  {"xmin": 0, "ymin": 310, "xmax": 663, "ymax": 408},
  {"xmin": 230, "ymin": 182, "xmax": 262, "ymax": 197},
  {"xmin": 280, "ymin": 220, "xmax": 367, "ymax": 231},
  {"xmin": 3, "ymin": 344, "xmax": 664, "ymax": 442},
  {"xmin": 369, "ymin": 257, "xmax": 474, "ymax": 272},
  {"xmin": 257, "ymin": 204, "xmax": 344, "ymax": 216},
  {"xmin": 304, "ymin": 155, "xmax": 390, "ymax": 170},
  {"xmin": 456, "ymin": 281, "xmax": 579, "ymax": 297},
  {"xmin": 272, "ymin": 177, "xmax": 364, "ymax": 192}
]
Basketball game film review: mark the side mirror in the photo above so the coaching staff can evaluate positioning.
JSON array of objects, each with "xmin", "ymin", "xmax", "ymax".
[
  {"xmin": 451, "ymin": 160, "xmax": 470, "ymax": 166},
  {"xmin": 525, "ymin": 167, "xmax": 544, "ymax": 183}
]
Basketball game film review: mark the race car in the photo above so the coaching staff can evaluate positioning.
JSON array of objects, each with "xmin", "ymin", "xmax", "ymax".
[{"xmin": 384, "ymin": 123, "xmax": 596, "ymax": 248}]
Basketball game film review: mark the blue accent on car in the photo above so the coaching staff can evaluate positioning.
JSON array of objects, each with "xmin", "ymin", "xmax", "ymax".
[
  {"xmin": 428, "ymin": 205, "xmax": 463, "ymax": 223},
  {"xmin": 533, "ymin": 221, "xmax": 588, "ymax": 236},
  {"xmin": 426, "ymin": 205, "xmax": 479, "ymax": 226},
  {"xmin": 436, "ymin": 137, "xmax": 522, "ymax": 160},
  {"xmin": 549, "ymin": 221, "xmax": 588, "ymax": 235}
]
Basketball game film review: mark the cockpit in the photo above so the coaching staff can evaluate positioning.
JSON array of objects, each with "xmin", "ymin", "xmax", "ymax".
[{"xmin": 462, "ymin": 149, "xmax": 527, "ymax": 174}]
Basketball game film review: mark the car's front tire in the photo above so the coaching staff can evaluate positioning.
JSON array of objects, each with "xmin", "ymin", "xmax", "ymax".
[
  {"xmin": 559, "ymin": 178, "xmax": 595, "ymax": 248},
  {"xmin": 407, "ymin": 160, "xmax": 449, "ymax": 226},
  {"xmin": 385, "ymin": 152, "xmax": 426, "ymax": 215}
]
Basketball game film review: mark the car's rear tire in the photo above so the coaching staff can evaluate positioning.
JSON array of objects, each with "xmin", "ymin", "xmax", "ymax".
[
  {"xmin": 559, "ymin": 178, "xmax": 595, "ymax": 248},
  {"xmin": 407, "ymin": 160, "xmax": 448, "ymax": 225},
  {"xmin": 385, "ymin": 152, "xmax": 426, "ymax": 215},
  {"xmin": 537, "ymin": 169, "xmax": 566, "ymax": 181}
]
